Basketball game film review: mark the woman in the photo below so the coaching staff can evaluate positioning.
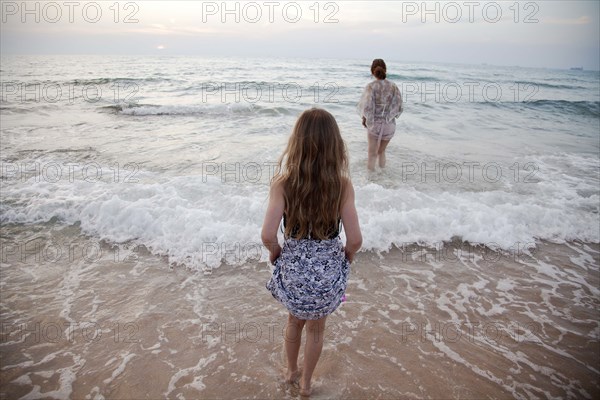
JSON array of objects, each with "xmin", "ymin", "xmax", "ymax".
[
  {"xmin": 262, "ymin": 108, "xmax": 362, "ymax": 396},
  {"xmin": 357, "ymin": 58, "xmax": 404, "ymax": 171}
]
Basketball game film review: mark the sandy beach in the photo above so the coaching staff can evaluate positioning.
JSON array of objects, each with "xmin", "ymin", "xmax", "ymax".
[{"xmin": 1, "ymin": 222, "xmax": 598, "ymax": 399}]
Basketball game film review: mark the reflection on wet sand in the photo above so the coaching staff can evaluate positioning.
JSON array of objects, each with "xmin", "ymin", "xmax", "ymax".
[{"xmin": 1, "ymin": 225, "xmax": 598, "ymax": 399}]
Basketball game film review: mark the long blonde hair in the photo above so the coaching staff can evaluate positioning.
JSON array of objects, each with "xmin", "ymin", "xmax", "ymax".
[{"xmin": 274, "ymin": 108, "xmax": 349, "ymax": 240}]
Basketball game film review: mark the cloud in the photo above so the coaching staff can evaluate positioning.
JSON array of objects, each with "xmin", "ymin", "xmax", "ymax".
[
  {"xmin": 543, "ymin": 16, "xmax": 591, "ymax": 25},
  {"xmin": 128, "ymin": 24, "xmax": 229, "ymax": 36},
  {"xmin": 0, "ymin": 1, "xmax": 598, "ymax": 69}
]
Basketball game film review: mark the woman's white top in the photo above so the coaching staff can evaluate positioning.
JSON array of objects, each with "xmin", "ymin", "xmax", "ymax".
[{"xmin": 357, "ymin": 79, "xmax": 404, "ymax": 129}]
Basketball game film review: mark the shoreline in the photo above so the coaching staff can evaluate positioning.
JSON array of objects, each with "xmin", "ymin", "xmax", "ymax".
[{"xmin": 1, "ymin": 223, "xmax": 599, "ymax": 399}]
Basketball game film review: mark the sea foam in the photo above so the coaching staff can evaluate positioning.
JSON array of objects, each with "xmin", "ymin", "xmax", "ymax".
[{"xmin": 1, "ymin": 156, "xmax": 597, "ymax": 270}]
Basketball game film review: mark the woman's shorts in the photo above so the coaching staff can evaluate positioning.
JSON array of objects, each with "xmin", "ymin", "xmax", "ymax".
[{"xmin": 368, "ymin": 120, "xmax": 396, "ymax": 141}]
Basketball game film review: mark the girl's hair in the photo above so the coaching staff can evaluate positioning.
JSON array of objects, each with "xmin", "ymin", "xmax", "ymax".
[
  {"xmin": 274, "ymin": 108, "xmax": 349, "ymax": 240},
  {"xmin": 371, "ymin": 58, "xmax": 387, "ymax": 80}
]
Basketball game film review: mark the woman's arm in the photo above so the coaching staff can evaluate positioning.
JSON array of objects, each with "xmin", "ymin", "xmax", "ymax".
[
  {"xmin": 392, "ymin": 82, "xmax": 404, "ymax": 118},
  {"xmin": 261, "ymin": 180, "xmax": 285, "ymax": 263},
  {"xmin": 340, "ymin": 180, "xmax": 362, "ymax": 263},
  {"xmin": 357, "ymin": 84, "xmax": 374, "ymax": 128}
]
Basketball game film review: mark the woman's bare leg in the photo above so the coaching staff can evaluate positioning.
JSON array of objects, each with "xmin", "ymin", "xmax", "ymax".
[
  {"xmin": 367, "ymin": 135, "xmax": 379, "ymax": 171},
  {"xmin": 377, "ymin": 139, "xmax": 391, "ymax": 168},
  {"xmin": 300, "ymin": 316, "xmax": 327, "ymax": 396},
  {"xmin": 285, "ymin": 313, "xmax": 305, "ymax": 382}
]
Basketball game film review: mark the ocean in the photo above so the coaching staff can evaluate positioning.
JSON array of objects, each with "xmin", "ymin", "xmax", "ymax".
[{"xmin": 1, "ymin": 55, "xmax": 599, "ymax": 398}]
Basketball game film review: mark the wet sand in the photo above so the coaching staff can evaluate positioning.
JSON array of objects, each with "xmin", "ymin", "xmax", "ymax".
[{"xmin": 1, "ymin": 223, "xmax": 599, "ymax": 399}]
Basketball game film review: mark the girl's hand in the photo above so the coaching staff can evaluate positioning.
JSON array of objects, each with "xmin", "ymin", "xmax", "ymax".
[
  {"xmin": 269, "ymin": 245, "xmax": 282, "ymax": 264},
  {"xmin": 344, "ymin": 247, "xmax": 354, "ymax": 263}
]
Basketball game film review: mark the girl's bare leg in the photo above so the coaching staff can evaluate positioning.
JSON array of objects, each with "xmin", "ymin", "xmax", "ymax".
[
  {"xmin": 285, "ymin": 313, "xmax": 305, "ymax": 383},
  {"xmin": 377, "ymin": 139, "xmax": 391, "ymax": 168},
  {"xmin": 300, "ymin": 316, "xmax": 327, "ymax": 396},
  {"xmin": 367, "ymin": 135, "xmax": 378, "ymax": 171}
]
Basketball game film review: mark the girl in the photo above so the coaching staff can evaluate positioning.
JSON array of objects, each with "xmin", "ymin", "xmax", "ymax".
[
  {"xmin": 357, "ymin": 58, "xmax": 404, "ymax": 171},
  {"xmin": 262, "ymin": 108, "xmax": 362, "ymax": 396}
]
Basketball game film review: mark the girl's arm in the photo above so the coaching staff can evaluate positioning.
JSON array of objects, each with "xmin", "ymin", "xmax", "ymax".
[
  {"xmin": 340, "ymin": 180, "xmax": 362, "ymax": 263},
  {"xmin": 261, "ymin": 180, "xmax": 285, "ymax": 263}
]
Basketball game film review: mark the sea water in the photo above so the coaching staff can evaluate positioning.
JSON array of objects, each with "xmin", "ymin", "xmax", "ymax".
[{"xmin": 1, "ymin": 55, "xmax": 598, "ymax": 269}]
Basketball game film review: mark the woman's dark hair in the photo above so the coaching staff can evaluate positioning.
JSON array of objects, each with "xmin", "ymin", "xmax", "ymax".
[{"xmin": 371, "ymin": 58, "xmax": 387, "ymax": 80}]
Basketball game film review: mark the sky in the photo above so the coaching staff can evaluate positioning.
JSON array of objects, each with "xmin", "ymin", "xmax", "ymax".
[{"xmin": 1, "ymin": 0, "xmax": 599, "ymax": 69}]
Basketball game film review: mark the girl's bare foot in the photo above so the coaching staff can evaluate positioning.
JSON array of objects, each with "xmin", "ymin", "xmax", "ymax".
[
  {"xmin": 285, "ymin": 368, "xmax": 301, "ymax": 384},
  {"xmin": 299, "ymin": 379, "xmax": 311, "ymax": 396}
]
